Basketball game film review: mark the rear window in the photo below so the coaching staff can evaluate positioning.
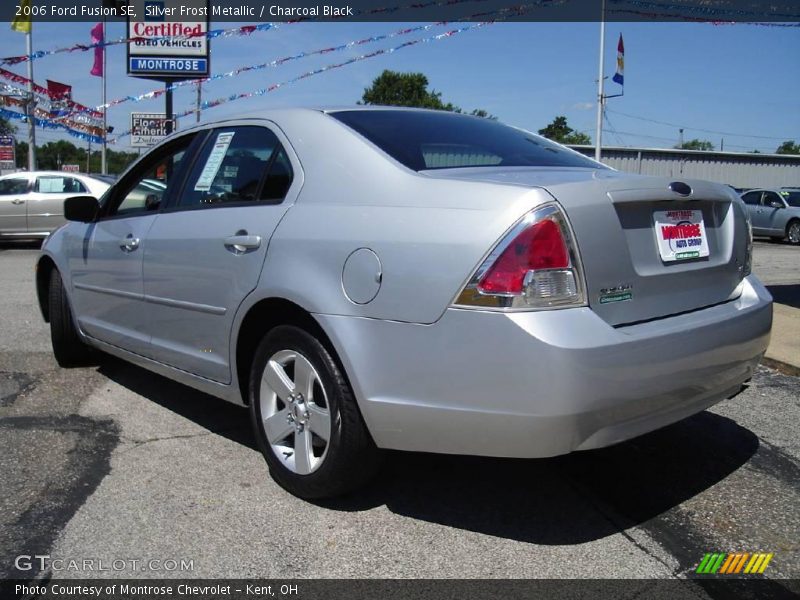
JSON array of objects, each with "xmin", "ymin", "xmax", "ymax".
[{"xmin": 330, "ymin": 110, "xmax": 604, "ymax": 172}]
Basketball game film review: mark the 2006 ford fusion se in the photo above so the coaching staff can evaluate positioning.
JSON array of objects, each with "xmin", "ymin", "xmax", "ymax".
[{"xmin": 37, "ymin": 108, "xmax": 772, "ymax": 498}]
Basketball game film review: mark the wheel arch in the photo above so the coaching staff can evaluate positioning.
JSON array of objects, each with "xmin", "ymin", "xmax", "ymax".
[
  {"xmin": 233, "ymin": 297, "xmax": 351, "ymax": 407},
  {"xmin": 786, "ymin": 217, "xmax": 800, "ymax": 240}
]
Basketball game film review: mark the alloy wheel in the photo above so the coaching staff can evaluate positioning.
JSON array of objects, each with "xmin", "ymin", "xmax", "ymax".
[{"xmin": 259, "ymin": 350, "xmax": 331, "ymax": 475}]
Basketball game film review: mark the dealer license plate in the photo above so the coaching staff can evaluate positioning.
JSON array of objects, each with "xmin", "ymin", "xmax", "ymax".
[{"xmin": 654, "ymin": 209, "xmax": 709, "ymax": 262}]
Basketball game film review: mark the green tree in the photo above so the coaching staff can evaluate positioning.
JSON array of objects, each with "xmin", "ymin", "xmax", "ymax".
[
  {"xmin": 775, "ymin": 140, "xmax": 800, "ymax": 155},
  {"xmin": 360, "ymin": 70, "xmax": 494, "ymax": 118},
  {"xmin": 0, "ymin": 116, "xmax": 16, "ymax": 136},
  {"xmin": 15, "ymin": 141, "xmax": 28, "ymax": 169},
  {"xmin": 538, "ymin": 116, "xmax": 591, "ymax": 145},
  {"xmin": 677, "ymin": 139, "xmax": 714, "ymax": 151}
]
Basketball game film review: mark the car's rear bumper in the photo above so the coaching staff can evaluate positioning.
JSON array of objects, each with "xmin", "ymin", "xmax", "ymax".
[{"xmin": 317, "ymin": 275, "xmax": 772, "ymax": 458}]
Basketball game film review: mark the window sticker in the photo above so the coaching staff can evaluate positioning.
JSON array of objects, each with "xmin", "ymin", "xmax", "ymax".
[
  {"xmin": 39, "ymin": 177, "xmax": 65, "ymax": 193},
  {"xmin": 194, "ymin": 132, "xmax": 235, "ymax": 191}
]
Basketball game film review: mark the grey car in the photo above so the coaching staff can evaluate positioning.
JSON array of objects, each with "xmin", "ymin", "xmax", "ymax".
[
  {"xmin": 0, "ymin": 171, "xmax": 110, "ymax": 238},
  {"xmin": 741, "ymin": 188, "xmax": 800, "ymax": 245},
  {"xmin": 36, "ymin": 108, "xmax": 772, "ymax": 498}
]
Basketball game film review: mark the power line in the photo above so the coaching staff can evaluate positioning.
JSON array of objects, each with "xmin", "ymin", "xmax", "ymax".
[{"xmin": 606, "ymin": 108, "xmax": 794, "ymax": 141}]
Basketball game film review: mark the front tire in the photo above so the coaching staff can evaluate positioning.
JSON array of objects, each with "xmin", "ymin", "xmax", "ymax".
[
  {"xmin": 787, "ymin": 220, "xmax": 800, "ymax": 245},
  {"xmin": 249, "ymin": 325, "xmax": 381, "ymax": 499},
  {"xmin": 48, "ymin": 269, "xmax": 93, "ymax": 367}
]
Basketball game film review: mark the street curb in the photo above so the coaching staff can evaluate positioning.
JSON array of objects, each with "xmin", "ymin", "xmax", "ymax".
[{"xmin": 761, "ymin": 357, "xmax": 800, "ymax": 378}]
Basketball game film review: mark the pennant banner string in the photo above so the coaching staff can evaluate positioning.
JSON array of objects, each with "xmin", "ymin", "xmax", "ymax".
[
  {"xmin": 109, "ymin": 21, "xmax": 495, "ymax": 143},
  {"xmin": 0, "ymin": 107, "xmax": 104, "ymax": 144},
  {"xmin": 0, "ymin": 0, "xmax": 495, "ymax": 66}
]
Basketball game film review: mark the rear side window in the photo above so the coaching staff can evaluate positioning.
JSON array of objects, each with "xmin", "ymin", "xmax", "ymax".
[
  {"xmin": 180, "ymin": 126, "xmax": 293, "ymax": 208},
  {"xmin": 35, "ymin": 176, "xmax": 87, "ymax": 194},
  {"xmin": 330, "ymin": 110, "xmax": 604, "ymax": 172},
  {"xmin": 741, "ymin": 191, "xmax": 761, "ymax": 205},
  {"xmin": 0, "ymin": 178, "xmax": 28, "ymax": 195}
]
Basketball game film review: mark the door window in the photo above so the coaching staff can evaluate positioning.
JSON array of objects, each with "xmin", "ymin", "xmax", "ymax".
[
  {"xmin": 34, "ymin": 176, "xmax": 87, "ymax": 194},
  {"xmin": 0, "ymin": 178, "xmax": 29, "ymax": 195},
  {"xmin": 105, "ymin": 135, "xmax": 196, "ymax": 218},
  {"xmin": 741, "ymin": 191, "xmax": 762, "ymax": 206},
  {"xmin": 762, "ymin": 192, "xmax": 784, "ymax": 208},
  {"xmin": 179, "ymin": 126, "xmax": 293, "ymax": 208}
]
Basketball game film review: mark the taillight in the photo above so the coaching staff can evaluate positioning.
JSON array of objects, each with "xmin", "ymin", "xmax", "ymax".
[
  {"xmin": 454, "ymin": 203, "xmax": 586, "ymax": 310},
  {"xmin": 743, "ymin": 213, "xmax": 753, "ymax": 277}
]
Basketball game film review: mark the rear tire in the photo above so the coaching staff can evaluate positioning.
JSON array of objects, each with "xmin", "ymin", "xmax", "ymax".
[
  {"xmin": 48, "ymin": 269, "xmax": 93, "ymax": 367},
  {"xmin": 249, "ymin": 325, "xmax": 381, "ymax": 499},
  {"xmin": 787, "ymin": 220, "xmax": 800, "ymax": 246}
]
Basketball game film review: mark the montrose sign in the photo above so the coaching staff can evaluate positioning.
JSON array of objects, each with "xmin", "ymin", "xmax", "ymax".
[{"xmin": 127, "ymin": 0, "xmax": 209, "ymax": 79}]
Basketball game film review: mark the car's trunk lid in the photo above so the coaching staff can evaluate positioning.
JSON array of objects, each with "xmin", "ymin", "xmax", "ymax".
[{"xmin": 424, "ymin": 167, "xmax": 747, "ymax": 326}]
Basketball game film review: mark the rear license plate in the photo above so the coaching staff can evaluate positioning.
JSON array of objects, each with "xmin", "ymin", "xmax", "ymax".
[{"xmin": 654, "ymin": 209, "xmax": 709, "ymax": 262}]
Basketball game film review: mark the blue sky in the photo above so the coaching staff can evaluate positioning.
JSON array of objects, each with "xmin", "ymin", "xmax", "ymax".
[{"xmin": 1, "ymin": 20, "xmax": 798, "ymax": 153}]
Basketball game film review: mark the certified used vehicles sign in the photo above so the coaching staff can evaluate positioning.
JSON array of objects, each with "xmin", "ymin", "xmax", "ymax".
[{"xmin": 654, "ymin": 209, "xmax": 710, "ymax": 262}]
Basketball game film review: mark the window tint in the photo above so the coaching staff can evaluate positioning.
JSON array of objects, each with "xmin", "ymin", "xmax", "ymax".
[
  {"xmin": 741, "ymin": 191, "xmax": 761, "ymax": 205},
  {"xmin": 181, "ymin": 126, "xmax": 284, "ymax": 208},
  {"xmin": 260, "ymin": 146, "xmax": 293, "ymax": 202},
  {"xmin": 330, "ymin": 110, "xmax": 605, "ymax": 171},
  {"xmin": 781, "ymin": 191, "xmax": 800, "ymax": 207},
  {"xmin": 35, "ymin": 176, "xmax": 87, "ymax": 194},
  {"xmin": 108, "ymin": 136, "xmax": 194, "ymax": 217},
  {"xmin": 0, "ymin": 178, "xmax": 28, "ymax": 195},
  {"xmin": 762, "ymin": 192, "xmax": 783, "ymax": 207}
]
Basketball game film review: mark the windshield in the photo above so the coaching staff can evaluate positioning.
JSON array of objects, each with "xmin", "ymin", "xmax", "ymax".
[
  {"xmin": 780, "ymin": 191, "xmax": 800, "ymax": 207},
  {"xmin": 330, "ymin": 110, "xmax": 604, "ymax": 172}
]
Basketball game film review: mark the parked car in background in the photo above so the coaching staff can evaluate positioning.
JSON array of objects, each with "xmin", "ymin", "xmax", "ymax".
[
  {"xmin": 740, "ymin": 188, "xmax": 800, "ymax": 245},
  {"xmin": 0, "ymin": 171, "xmax": 110, "ymax": 239},
  {"xmin": 36, "ymin": 108, "xmax": 772, "ymax": 499}
]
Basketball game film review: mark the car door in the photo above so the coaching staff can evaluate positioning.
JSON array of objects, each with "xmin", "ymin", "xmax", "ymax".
[
  {"xmin": 740, "ymin": 191, "xmax": 765, "ymax": 234},
  {"xmin": 66, "ymin": 134, "xmax": 199, "ymax": 355},
  {"xmin": 0, "ymin": 175, "xmax": 31, "ymax": 235},
  {"xmin": 760, "ymin": 191, "xmax": 787, "ymax": 235},
  {"xmin": 26, "ymin": 174, "xmax": 88, "ymax": 234},
  {"xmin": 142, "ymin": 123, "xmax": 300, "ymax": 383}
]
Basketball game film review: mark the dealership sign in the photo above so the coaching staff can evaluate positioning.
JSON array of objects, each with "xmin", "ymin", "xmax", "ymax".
[
  {"xmin": 131, "ymin": 113, "xmax": 172, "ymax": 147},
  {"xmin": 127, "ymin": 0, "xmax": 209, "ymax": 79},
  {"xmin": 0, "ymin": 136, "xmax": 15, "ymax": 171}
]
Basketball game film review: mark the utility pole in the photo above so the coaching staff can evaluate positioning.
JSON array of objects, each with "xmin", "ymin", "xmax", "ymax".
[
  {"xmin": 25, "ymin": 30, "xmax": 36, "ymax": 171},
  {"xmin": 165, "ymin": 84, "xmax": 173, "ymax": 135},
  {"xmin": 100, "ymin": 19, "xmax": 107, "ymax": 174},
  {"xmin": 594, "ymin": 0, "xmax": 606, "ymax": 162},
  {"xmin": 679, "ymin": 128, "xmax": 684, "ymax": 148},
  {"xmin": 196, "ymin": 80, "xmax": 202, "ymax": 123}
]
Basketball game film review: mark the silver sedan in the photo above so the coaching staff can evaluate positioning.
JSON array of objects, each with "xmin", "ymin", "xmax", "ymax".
[
  {"xmin": 741, "ymin": 188, "xmax": 800, "ymax": 245},
  {"xmin": 0, "ymin": 171, "xmax": 110, "ymax": 238},
  {"xmin": 36, "ymin": 108, "xmax": 772, "ymax": 498}
]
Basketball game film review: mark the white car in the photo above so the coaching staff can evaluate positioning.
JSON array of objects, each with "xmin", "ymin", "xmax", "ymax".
[{"xmin": 0, "ymin": 171, "xmax": 110, "ymax": 239}]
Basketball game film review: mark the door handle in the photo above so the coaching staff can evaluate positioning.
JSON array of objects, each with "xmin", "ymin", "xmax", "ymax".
[
  {"xmin": 224, "ymin": 232, "xmax": 261, "ymax": 254},
  {"xmin": 120, "ymin": 234, "xmax": 140, "ymax": 252},
  {"xmin": 11, "ymin": 199, "xmax": 24, "ymax": 205}
]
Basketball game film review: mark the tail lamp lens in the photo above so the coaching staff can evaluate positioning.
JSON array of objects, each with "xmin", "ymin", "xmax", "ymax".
[{"xmin": 454, "ymin": 203, "xmax": 586, "ymax": 310}]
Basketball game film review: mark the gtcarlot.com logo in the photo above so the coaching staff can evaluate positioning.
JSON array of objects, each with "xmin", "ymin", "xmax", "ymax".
[
  {"xmin": 15, "ymin": 555, "xmax": 194, "ymax": 573},
  {"xmin": 696, "ymin": 552, "xmax": 774, "ymax": 575}
]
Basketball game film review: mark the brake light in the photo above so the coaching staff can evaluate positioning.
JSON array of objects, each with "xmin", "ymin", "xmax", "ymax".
[
  {"xmin": 454, "ymin": 203, "xmax": 586, "ymax": 310},
  {"xmin": 478, "ymin": 219, "xmax": 569, "ymax": 294}
]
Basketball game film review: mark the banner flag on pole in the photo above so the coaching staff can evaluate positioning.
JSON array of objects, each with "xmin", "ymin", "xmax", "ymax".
[
  {"xmin": 612, "ymin": 34, "xmax": 624, "ymax": 86},
  {"xmin": 90, "ymin": 23, "xmax": 104, "ymax": 77},
  {"xmin": 11, "ymin": 0, "xmax": 32, "ymax": 33}
]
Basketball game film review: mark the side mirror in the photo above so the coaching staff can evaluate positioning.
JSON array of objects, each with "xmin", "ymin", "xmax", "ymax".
[
  {"xmin": 769, "ymin": 200, "xmax": 784, "ymax": 209},
  {"xmin": 64, "ymin": 195, "xmax": 99, "ymax": 222}
]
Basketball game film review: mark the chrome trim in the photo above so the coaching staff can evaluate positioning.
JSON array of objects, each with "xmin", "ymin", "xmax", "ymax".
[
  {"xmin": 73, "ymin": 282, "xmax": 226, "ymax": 315},
  {"xmin": 144, "ymin": 294, "xmax": 227, "ymax": 315},
  {"xmin": 74, "ymin": 282, "xmax": 143, "ymax": 301}
]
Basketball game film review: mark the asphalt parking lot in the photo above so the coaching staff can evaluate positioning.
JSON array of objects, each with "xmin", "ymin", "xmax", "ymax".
[{"xmin": 0, "ymin": 240, "xmax": 798, "ymax": 592}]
